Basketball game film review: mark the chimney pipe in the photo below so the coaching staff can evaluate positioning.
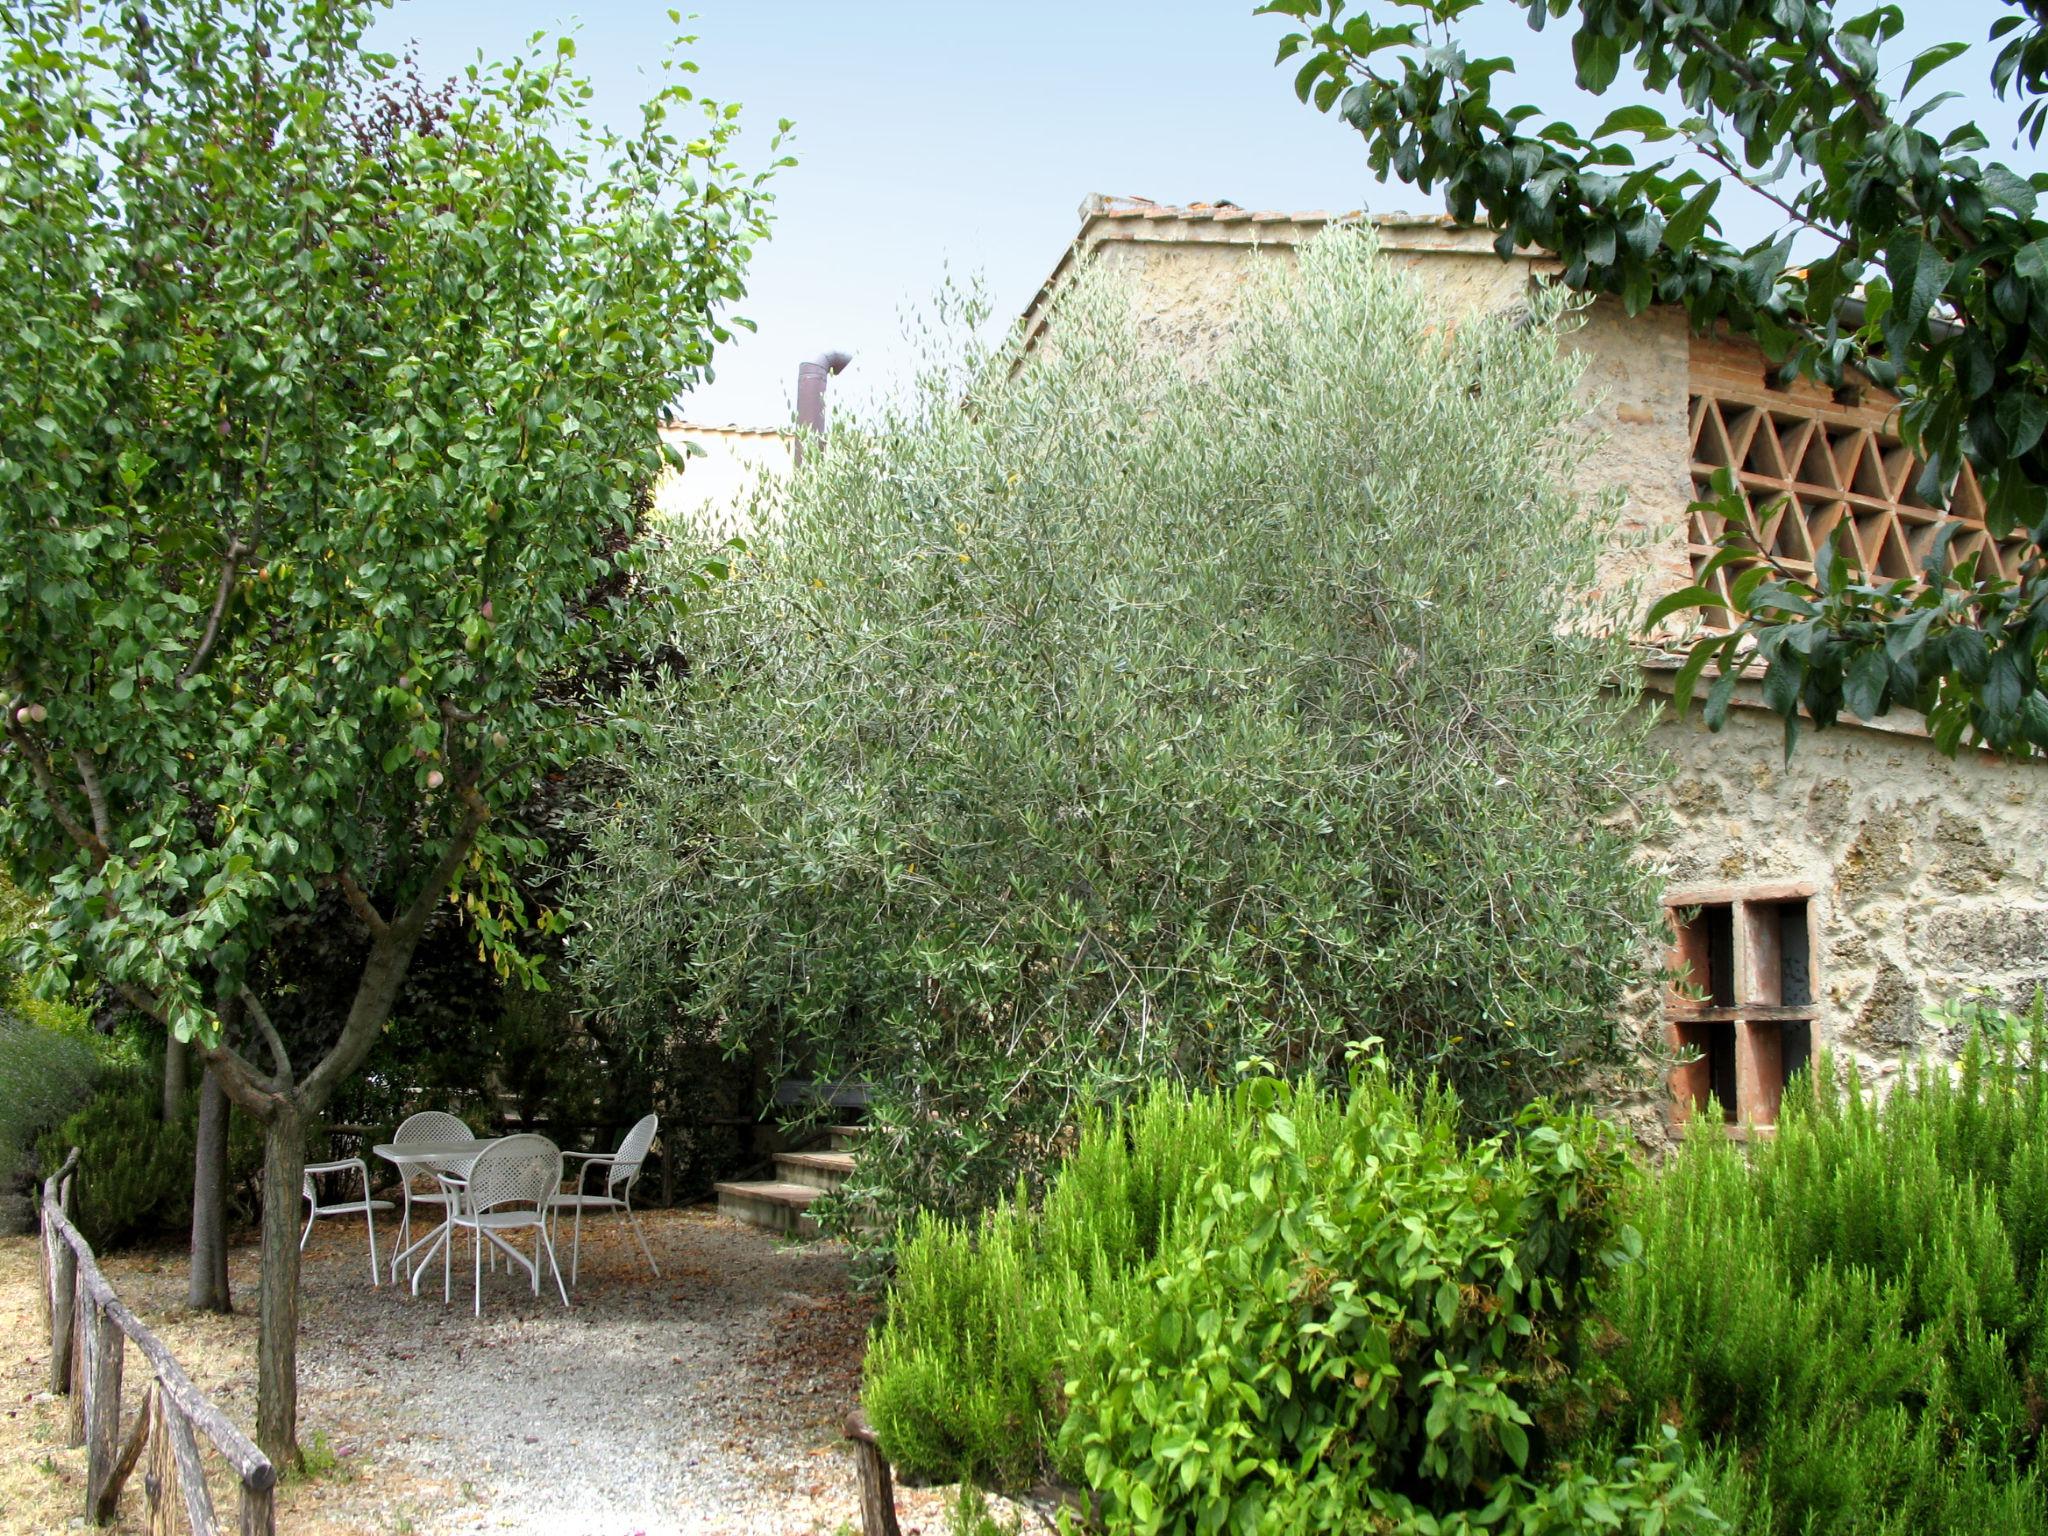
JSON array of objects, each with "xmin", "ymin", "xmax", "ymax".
[{"xmin": 793, "ymin": 349, "xmax": 852, "ymax": 465}]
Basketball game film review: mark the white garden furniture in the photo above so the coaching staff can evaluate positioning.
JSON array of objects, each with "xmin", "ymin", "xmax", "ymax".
[
  {"xmin": 382, "ymin": 1110, "xmax": 475, "ymax": 1282},
  {"xmin": 299, "ymin": 1156, "xmax": 393, "ymax": 1284},
  {"xmin": 433, "ymin": 1132, "xmax": 570, "ymax": 1316},
  {"xmin": 547, "ymin": 1113, "xmax": 660, "ymax": 1285}
]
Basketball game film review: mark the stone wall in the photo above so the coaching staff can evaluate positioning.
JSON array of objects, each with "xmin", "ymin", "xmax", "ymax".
[{"xmin": 1647, "ymin": 695, "xmax": 2048, "ymax": 1085}]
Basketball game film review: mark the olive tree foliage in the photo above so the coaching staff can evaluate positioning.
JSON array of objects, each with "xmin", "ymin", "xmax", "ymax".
[
  {"xmin": 0, "ymin": 0, "xmax": 781, "ymax": 1461},
  {"xmin": 1266, "ymin": 0, "xmax": 2048, "ymax": 758},
  {"xmin": 570, "ymin": 232, "xmax": 1667, "ymax": 1232}
]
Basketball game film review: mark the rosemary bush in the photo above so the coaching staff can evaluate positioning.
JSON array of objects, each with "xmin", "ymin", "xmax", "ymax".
[
  {"xmin": 866, "ymin": 1072, "xmax": 1715, "ymax": 1535},
  {"xmin": 571, "ymin": 230, "xmax": 1665, "ymax": 1226},
  {"xmin": 0, "ymin": 877, "xmax": 104, "ymax": 1215},
  {"xmin": 1606, "ymin": 1011, "xmax": 2048, "ymax": 1533},
  {"xmin": 862, "ymin": 1083, "xmax": 1275, "ymax": 1485}
]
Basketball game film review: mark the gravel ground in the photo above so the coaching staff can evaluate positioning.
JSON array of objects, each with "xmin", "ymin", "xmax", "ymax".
[{"xmin": 2, "ymin": 1204, "xmax": 1021, "ymax": 1536}]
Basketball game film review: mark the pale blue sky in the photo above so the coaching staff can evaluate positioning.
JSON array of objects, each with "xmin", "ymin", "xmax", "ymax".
[{"xmin": 369, "ymin": 1, "xmax": 2036, "ymax": 427}]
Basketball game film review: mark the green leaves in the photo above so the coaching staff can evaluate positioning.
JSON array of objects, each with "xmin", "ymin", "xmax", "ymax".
[
  {"xmin": 1660, "ymin": 181, "xmax": 1719, "ymax": 252},
  {"xmin": 1263, "ymin": 0, "xmax": 2048, "ymax": 760},
  {"xmin": 0, "ymin": 0, "xmax": 782, "ymax": 1047},
  {"xmin": 1645, "ymin": 584, "xmax": 1721, "ymax": 630},
  {"xmin": 570, "ymin": 233, "xmax": 1665, "ymax": 1238},
  {"xmin": 1902, "ymin": 39, "xmax": 1970, "ymax": 96},
  {"xmin": 1883, "ymin": 231, "xmax": 1952, "ymax": 338},
  {"xmin": 1844, "ymin": 647, "xmax": 1889, "ymax": 720},
  {"xmin": 1051, "ymin": 1076, "xmax": 1710, "ymax": 1532}
]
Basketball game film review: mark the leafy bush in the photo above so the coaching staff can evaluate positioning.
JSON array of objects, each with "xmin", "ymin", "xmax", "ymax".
[
  {"xmin": 39, "ymin": 1070, "xmax": 196, "ymax": 1251},
  {"xmin": 572, "ymin": 229, "xmax": 1667, "ymax": 1228},
  {"xmin": 0, "ymin": 1011, "xmax": 102, "ymax": 1201},
  {"xmin": 864, "ymin": 1198, "xmax": 1066, "ymax": 1488},
  {"xmin": 0, "ymin": 876, "xmax": 108, "ymax": 1218},
  {"xmin": 866, "ymin": 1073, "xmax": 1715, "ymax": 1535},
  {"xmin": 864, "ymin": 1085, "xmax": 1250, "ymax": 1485},
  {"xmin": 1062, "ymin": 1074, "xmax": 1711, "ymax": 1535},
  {"xmin": 1605, "ymin": 1011, "xmax": 2048, "ymax": 1534}
]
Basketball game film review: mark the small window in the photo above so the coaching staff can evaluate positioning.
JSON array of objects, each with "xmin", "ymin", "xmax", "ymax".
[
  {"xmin": 1682, "ymin": 393, "xmax": 2037, "ymax": 632},
  {"xmin": 1666, "ymin": 886, "xmax": 1819, "ymax": 1131}
]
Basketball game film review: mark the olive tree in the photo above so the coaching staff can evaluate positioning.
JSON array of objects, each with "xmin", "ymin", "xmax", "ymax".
[
  {"xmin": 1266, "ymin": 0, "xmax": 2048, "ymax": 757},
  {"xmin": 570, "ymin": 235, "xmax": 1667, "ymax": 1233},
  {"xmin": 0, "ymin": 0, "xmax": 782, "ymax": 1462}
]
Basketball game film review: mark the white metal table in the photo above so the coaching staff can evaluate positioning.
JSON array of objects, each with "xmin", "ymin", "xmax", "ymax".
[{"xmin": 372, "ymin": 1138, "xmax": 498, "ymax": 1288}]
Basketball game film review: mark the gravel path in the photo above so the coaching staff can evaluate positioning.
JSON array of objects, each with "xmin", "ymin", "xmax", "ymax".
[
  {"xmin": 2, "ymin": 1205, "xmax": 1006, "ymax": 1536},
  {"xmin": 294, "ymin": 1205, "xmax": 874, "ymax": 1535}
]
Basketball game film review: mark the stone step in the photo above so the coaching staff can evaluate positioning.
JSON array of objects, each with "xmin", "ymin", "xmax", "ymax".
[
  {"xmin": 775, "ymin": 1150, "xmax": 855, "ymax": 1192},
  {"xmin": 826, "ymin": 1125, "xmax": 866, "ymax": 1153},
  {"xmin": 713, "ymin": 1180, "xmax": 822, "ymax": 1237}
]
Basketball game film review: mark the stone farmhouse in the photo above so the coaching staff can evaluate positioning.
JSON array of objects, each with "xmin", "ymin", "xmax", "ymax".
[{"xmin": 660, "ymin": 192, "xmax": 2048, "ymax": 1139}]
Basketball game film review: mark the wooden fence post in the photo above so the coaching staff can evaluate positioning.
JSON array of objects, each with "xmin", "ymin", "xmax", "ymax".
[
  {"xmin": 66, "ymin": 1262, "xmax": 86, "ymax": 1447},
  {"xmin": 45, "ymin": 1151, "xmax": 80, "ymax": 1396},
  {"xmin": 164, "ymin": 1400, "xmax": 218, "ymax": 1535},
  {"xmin": 82, "ymin": 1293, "xmax": 123, "ymax": 1521},
  {"xmin": 240, "ymin": 1475, "xmax": 276, "ymax": 1536},
  {"xmin": 146, "ymin": 1389, "xmax": 171, "ymax": 1536},
  {"xmin": 96, "ymin": 1380, "xmax": 153, "ymax": 1524},
  {"xmin": 39, "ymin": 1147, "xmax": 273, "ymax": 1534},
  {"xmin": 844, "ymin": 1409, "xmax": 902, "ymax": 1536}
]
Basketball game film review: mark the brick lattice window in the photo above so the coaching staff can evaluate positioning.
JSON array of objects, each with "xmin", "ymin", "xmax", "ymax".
[
  {"xmin": 1685, "ymin": 394, "xmax": 2033, "ymax": 628},
  {"xmin": 1666, "ymin": 883, "xmax": 1817, "ymax": 1130}
]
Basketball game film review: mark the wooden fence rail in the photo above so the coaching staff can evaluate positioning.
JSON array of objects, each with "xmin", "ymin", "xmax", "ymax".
[{"xmin": 36, "ymin": 1147, "xmax": 277, "ymax": 1535}]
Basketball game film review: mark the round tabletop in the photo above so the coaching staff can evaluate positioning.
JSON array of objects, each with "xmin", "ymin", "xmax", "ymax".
[{"xmin": 371, "ymin": 1138, "xmax": 497, "ymax": 1173}]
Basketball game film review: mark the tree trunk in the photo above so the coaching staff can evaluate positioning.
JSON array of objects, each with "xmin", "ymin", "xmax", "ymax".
[
  {"xmin": 163, "ymin": 1036, "xmax": 188, "ymax": 1122},
  {"xmin": 254, "ymin": 1102, "xmax": 305, "ymax": 1470},
  {"xmin": 189, "ymin": 1065, "xmax": 233, "ymax": 1313},
  {"xmin": 234, "ymin": 882, "xmax": 456, "ymax": 1468}
]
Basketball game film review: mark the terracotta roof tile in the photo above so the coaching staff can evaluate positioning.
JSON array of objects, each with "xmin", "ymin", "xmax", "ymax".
[{"xmin": 1079, "ymin": 193, "xmax": 1464, "ymax": 231}]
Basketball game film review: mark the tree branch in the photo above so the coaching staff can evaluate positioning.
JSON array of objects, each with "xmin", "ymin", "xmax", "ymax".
[
  {"xmin": 337, "ymin": 867, "xmax": 391, "ymax": 940},
  {"xmin": 6, "ymin": 725, "xmax": 109, "ymax": 864},
  {"xmin": 1809, "ymin": 30, "xmax": 1889, "ymax": 134},
  {"xmin": 177, "ymin": 409, "xmax": 278, "ymax": 689},
  {"xmin": 394, "ymin": 781, "xmax": 489, "ymax": 939},
  {"xmin": 113, "ymin": 981, "xmax": 165, "ymax": 1025},
  {"xmin": 120, "ymin": 982, "xmax": 284, "ymax": 1113},
  {"xmin": 1692, "ymin": 134, "xmax": 1854, "ymax": 255},
  {"xmin": 71, "ymin": 748, "xmax": 111, "ymax": 846},
  {"xmin": 1647, "ymin": 0, "xmax": 1970, "ymax": 250},
  {"xmin": 177, "ymin": 534, "xmax": 250, "ymax": 687},
  {"xmin": 239, "ymin": 987, "xmax": 294, "ymax": 1086},
  {"xmin": 200, "ymin": 1033, "xmax": 288, "ymax": 1120}
]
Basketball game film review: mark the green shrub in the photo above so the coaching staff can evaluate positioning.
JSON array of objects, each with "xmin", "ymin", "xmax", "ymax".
[
  {"xmin": 863, "ymin": 1083, "xmax": 1261, "ymax": 1486},
  {"xmin": 0, "ymin": 1010, "xmax": 103, "ymax": 1198},
  {"xmin": 571, "ymin": 228, "xmax": 1668, "ymax": 1229},
  {"xmin": 1605, "ymin": 1014, "xmax": 2048, "ymax": 1534},
  {"xmin": 1, "ymin": 877, "xmax": 109, "ymax": 1209},
  {"xmin": 38, "ymin": 1070, "xmax": 196, "ymax": 1251},
  {"xmin": 863, "ymin": 1198, "xmax": 1064, "ymax": 1487},
  {"xmin": 866, "ymin": 1072, "xmax": 1715, "ymax": 1535},
  {"xmin": 1060, "ymin": 1073, "xmax": 1713, "ymax": 1535}
]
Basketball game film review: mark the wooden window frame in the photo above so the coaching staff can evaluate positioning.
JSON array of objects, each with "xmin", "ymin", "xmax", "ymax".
[{"xmin": 1665, "ymin": 880, "xmax": 1818, "ymax": 1134}]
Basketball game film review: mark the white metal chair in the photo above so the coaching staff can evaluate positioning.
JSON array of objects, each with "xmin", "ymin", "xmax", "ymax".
[
  {"xmin": 547, "ymin": 1113, "xmax": 660, "ymax": 1285},
  {"xmin": 388, "ymin": 1110, "xmax": 473, "ymax": 1281},
  {"xmin": 435, "ymin": 1133, "xmax": 569, "ymax": 1315},
  {"xmin": 300, "ymin": 1157, "xmax": 393, "ymax": 1285}
]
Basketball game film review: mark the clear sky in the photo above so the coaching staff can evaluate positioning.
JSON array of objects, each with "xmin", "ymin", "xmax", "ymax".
[{"xmin": 368, "ymin": 1, "xmax": 2037, "ymax": 428}]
